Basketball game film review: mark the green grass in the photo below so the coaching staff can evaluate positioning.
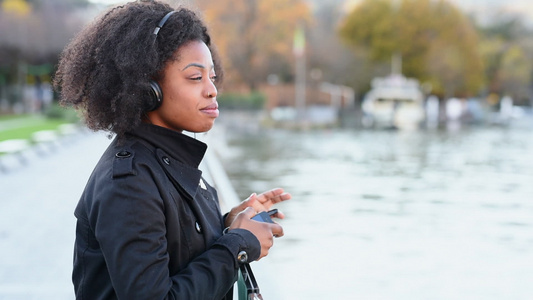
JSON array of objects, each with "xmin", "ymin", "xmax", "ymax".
[
  {"xmin": 0, "ymin": 114, "xmax": 27, "ymax": 121},
  {"xmin": 0, "ymin": 119, "xmax": 68, "ymax": 142},
  {"xmin": 0, "ymin": 113, "xmax": 79, "ymax": 143}
]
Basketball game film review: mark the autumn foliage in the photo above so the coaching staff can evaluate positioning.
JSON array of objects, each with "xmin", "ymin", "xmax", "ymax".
[
  {"xmin": 196, "ymin": 0, "xmax": 311, "ymax": 92},
  {"xmin": 339, "ymin": 0, "xmax": 484, "ymax": 97}
]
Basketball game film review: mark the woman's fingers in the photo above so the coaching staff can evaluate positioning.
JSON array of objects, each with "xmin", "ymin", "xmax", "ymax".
[{"xmin": 257, "ymin": 188, "xmax": 292, "ymax": 205}]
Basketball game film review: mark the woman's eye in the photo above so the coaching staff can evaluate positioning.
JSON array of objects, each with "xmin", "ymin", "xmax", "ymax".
[
  {"xmin": 210, "ymin": 75, "xmax": 217, "ymax": 82},
  {"xmin": 191, "ymin": 77, "xmax": 202, "ymax": 81}
]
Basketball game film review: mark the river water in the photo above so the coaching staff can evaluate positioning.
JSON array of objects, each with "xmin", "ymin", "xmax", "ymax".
[{"xmin": 215, "ymin": 123, "xmax": 533, "ymax": 300}]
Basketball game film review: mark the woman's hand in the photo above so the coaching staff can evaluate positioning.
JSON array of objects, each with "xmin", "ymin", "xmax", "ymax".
[
  {"xmin": 229, "ymin": 207, "xmax": 284, "ymax": 260},
  {"xmin": 225, "ymin": 188, "xmax": 291, "ymax": 227}
]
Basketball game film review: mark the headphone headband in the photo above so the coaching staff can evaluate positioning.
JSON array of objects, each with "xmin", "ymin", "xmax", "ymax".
[
  {"xmin": 153, "ymin": 11, "xmax": 176, "ymax": 36},
  {"xmin": 147, "ymin": 10, "xmax": 176, "ymax": 111}
]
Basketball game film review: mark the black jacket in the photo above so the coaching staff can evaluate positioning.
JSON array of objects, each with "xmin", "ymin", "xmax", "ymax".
[{"xmin": 73, "ymin": 124, "xmax": 260, "ymax": 300}]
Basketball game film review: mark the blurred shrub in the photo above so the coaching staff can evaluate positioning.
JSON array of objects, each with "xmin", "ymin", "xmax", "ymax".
[
  {"xmin": 218, "ymin": 92, "xmax": 265, "ymax": 110},
  {"xmin": 44, "ymin": 103, "xmax": 79, "ymax": 122}
]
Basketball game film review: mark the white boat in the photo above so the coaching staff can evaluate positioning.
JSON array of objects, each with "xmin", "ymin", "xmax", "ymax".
[{"xmin": 361, "ymin": 73, "xmax": 425, "ymax": 130}]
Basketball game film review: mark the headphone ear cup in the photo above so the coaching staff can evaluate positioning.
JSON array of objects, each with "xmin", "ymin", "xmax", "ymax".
[{"xmin": 147, "ymin": 81, "xmax": 163, "ymax": 111}]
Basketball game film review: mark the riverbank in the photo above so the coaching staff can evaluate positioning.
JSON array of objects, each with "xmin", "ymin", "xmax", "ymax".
[{"xmin": 4, "ymin": 114, "xmax": 531, "ymax": 299}]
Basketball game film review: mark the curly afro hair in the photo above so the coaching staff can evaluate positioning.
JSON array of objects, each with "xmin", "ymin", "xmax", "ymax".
[{"xmin": 53, "ymin": 0, "xmax": 223, "ymax": 137}]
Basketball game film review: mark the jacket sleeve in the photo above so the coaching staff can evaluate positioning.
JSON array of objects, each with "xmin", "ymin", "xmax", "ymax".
[{"xmin": 88, "ymin": 166, "xmax": 260, "ymax": 300}]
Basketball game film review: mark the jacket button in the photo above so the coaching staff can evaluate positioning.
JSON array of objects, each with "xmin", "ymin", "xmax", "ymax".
[
  {"xmin": 115, "ymin": 151, "xmax": 131, "ymax": 158},
  {"xmin": 237, "ymin": 251, "xmax": 248, "ymax": 264},
  {"xmin": 195, "ymin": 221, "xmax": 202, "ymax": 233},
  {"xmin": 162, "ymin": 157, "xmax": 170, "ymax": 165}
]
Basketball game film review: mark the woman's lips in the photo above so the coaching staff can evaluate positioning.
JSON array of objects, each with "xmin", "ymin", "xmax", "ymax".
[{"xmin": 200, "ymin": 102, "xmax": 219, "ymax": 118}]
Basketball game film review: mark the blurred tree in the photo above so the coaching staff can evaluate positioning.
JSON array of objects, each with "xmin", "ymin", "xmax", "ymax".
[
  {"xmin": 478, "ymin": 15, "xmax": 533, "ymax": 104},
  {"xmin": 338, "ymin": 0, "xmax": 484, "ymax": 97},
  {"xmin": 197, "ymin": 0, "xmax": 311, "ymax": 91},
  {"xmin": 307, "ymin": 2, "xmax": 368, "ymax": 89},
  {"xmin": 0, "ymin": 0, "xmax": 91, "ymax": 112},
  {"xmin": 0, "ymin": 0, "xmax": 90, "ymax": 64},
  {"xmin": 2, "ymin": 0, "xmax": 31, "ymax": 15},
  {"xmin": 499, "ymin": 45, "xmax": 531, "ymax": 100}
]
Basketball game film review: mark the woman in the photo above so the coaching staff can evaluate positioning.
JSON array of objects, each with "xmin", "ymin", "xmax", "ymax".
[{"xmin": 53, "ymin": 1, "xmax": 291, "ymax": 299}]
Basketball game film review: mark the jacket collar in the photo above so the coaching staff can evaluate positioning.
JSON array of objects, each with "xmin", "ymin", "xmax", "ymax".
[
  {"xmin": 128, "ymin": 123, "xmax": 207, "ymax": 169},
  {"xmin": 126, "ymin": 124, "xmax": 207, "ymax": 199}
]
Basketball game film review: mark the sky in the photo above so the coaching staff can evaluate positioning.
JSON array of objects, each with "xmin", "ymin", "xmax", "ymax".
[
  {"xmin": 449, "ymin": 0, "xmax": 533, "ymax": 25},
  {"xmin": 450, "ymin": 0, "xmax": 533, "ymax": 15}
]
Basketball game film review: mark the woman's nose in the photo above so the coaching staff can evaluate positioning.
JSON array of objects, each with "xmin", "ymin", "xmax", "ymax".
[{"xmin": 206, "ymin": 81, "xmax": 217, "ymax": 98}]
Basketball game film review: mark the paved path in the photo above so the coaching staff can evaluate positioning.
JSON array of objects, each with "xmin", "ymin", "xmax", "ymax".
[{"xmin": 0, "ymin": 130, "xmax": 112, "ymax": 300}]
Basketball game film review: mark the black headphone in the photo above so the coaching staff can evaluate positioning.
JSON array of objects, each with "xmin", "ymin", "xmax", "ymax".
[
  {"xmin": 146, "ymin": 11, "xmax": 176, "ymax": 111},
  {"xmin": 147, "ymin": 80, "xmax": 163, "ymax": 111}
]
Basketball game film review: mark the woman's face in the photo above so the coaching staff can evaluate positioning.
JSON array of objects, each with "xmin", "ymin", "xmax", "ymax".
[{"xmin": 147, "ymin": 40, "xmax": 218, "ymax": 133}]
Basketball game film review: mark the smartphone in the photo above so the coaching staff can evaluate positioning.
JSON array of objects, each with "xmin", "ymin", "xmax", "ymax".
[{"xmin": 251, "ymin": 209, "xmax": 278, "ymax": 223}]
